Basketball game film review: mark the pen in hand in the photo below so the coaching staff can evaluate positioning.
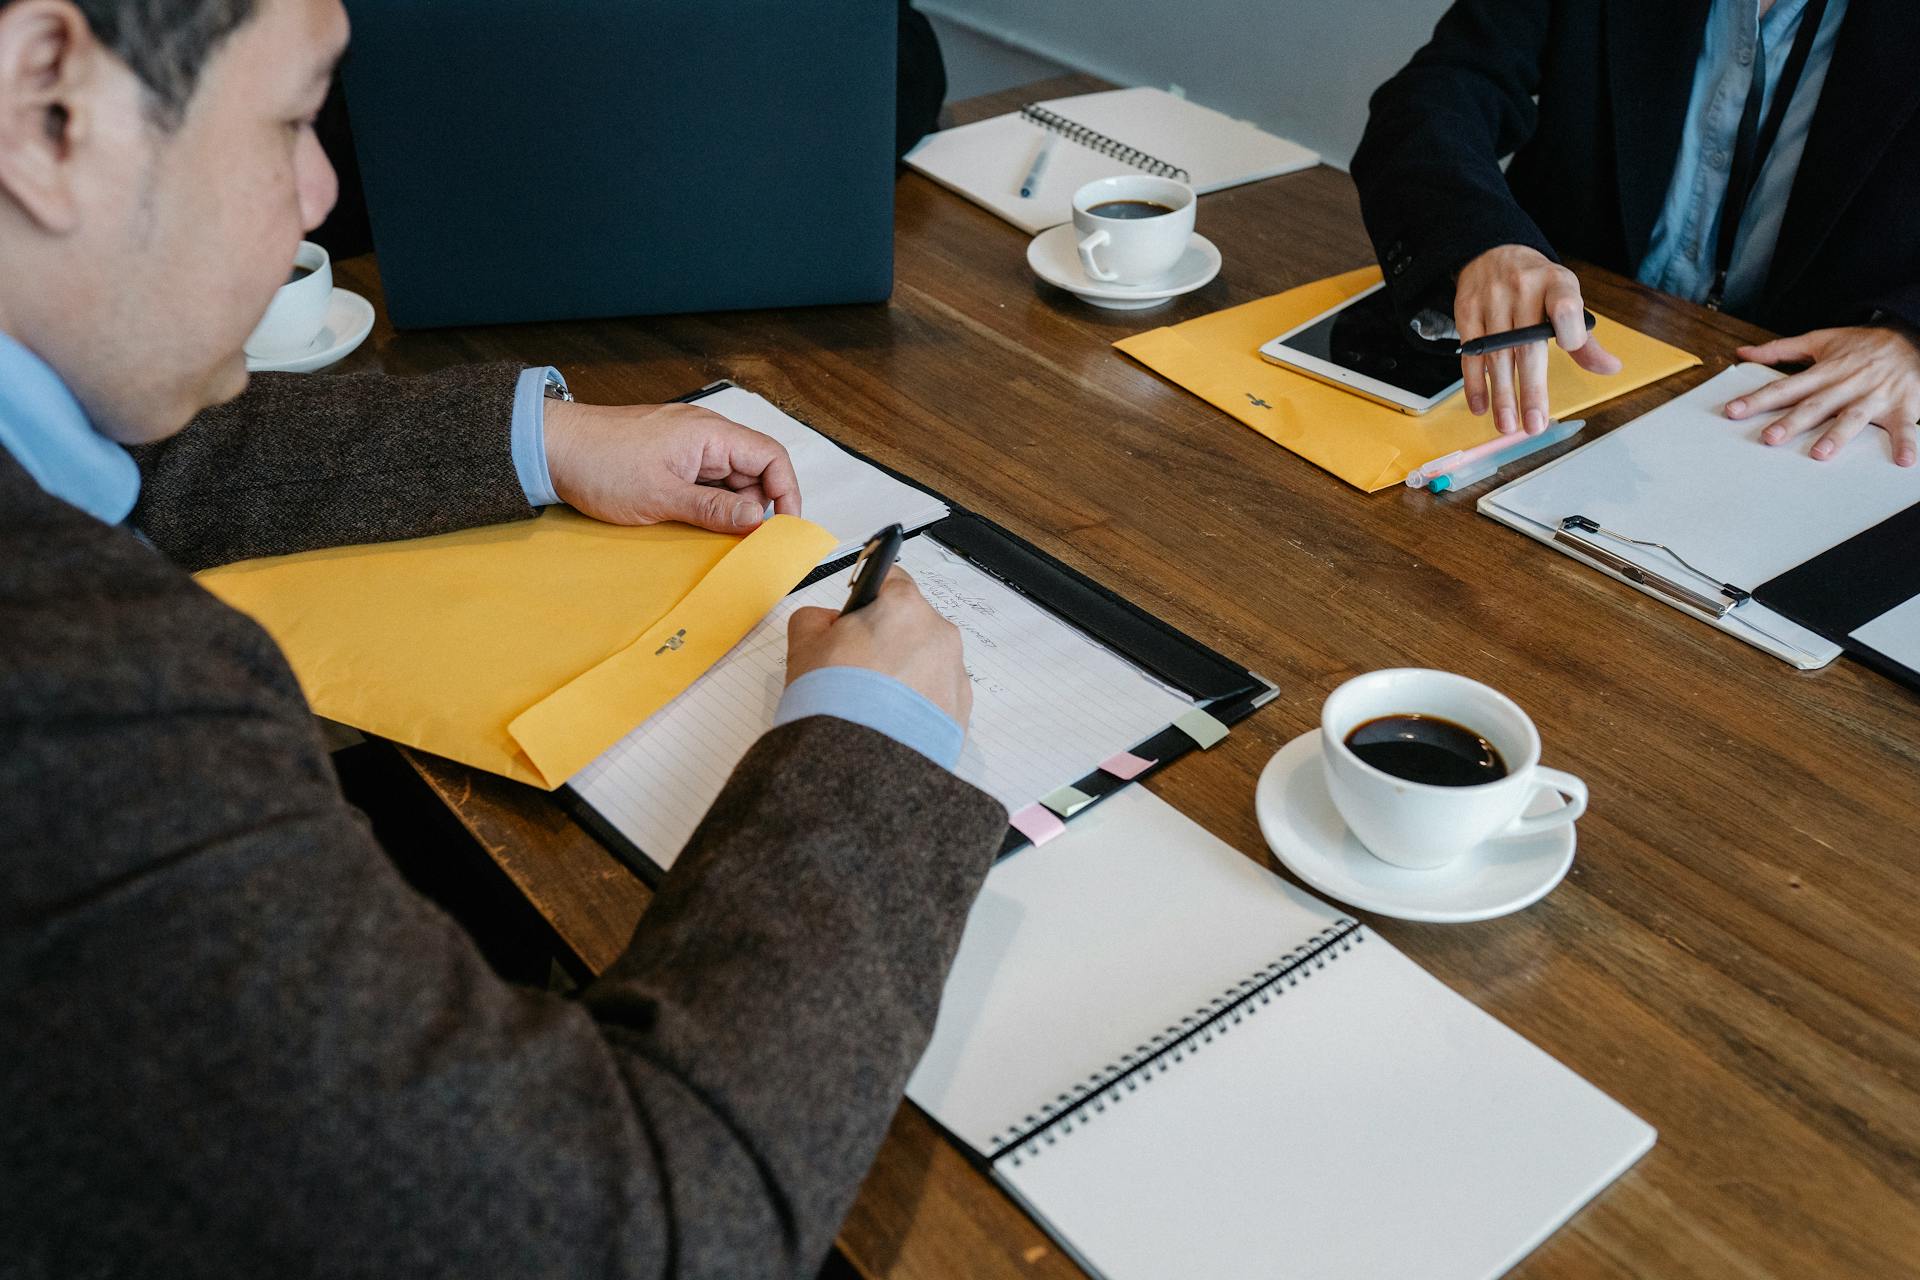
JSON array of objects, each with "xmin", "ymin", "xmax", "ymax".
[
  {"xmin": 842, "ymin": 524, "xmax": 905, "ymax": 615},
  {"xmin": 1457, "ymin": 310, "xmax": 1597, "ymax": 357}
]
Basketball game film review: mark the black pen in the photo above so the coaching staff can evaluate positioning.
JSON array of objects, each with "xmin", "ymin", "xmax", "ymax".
[
  {"xmin": 843, "ymin": 524, "xmax": 904, "ymax": 615},
  {"xmin": 1457, "ymin": 310, "xmax": 1597, "ymax": 357}
]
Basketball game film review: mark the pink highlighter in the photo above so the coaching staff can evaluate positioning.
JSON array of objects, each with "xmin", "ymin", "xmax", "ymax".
[{"xmin": 1405, "ymin": 419, "xmax": 1586, "ymax": 492}]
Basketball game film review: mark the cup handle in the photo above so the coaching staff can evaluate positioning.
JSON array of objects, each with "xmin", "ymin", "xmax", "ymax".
[
  {"xmin": 1490, "ymin": 767, "xmax": 1587, "ymax": 841},
  {"xmin": 1077, "ymin": 229, "xmax": 1119, "ymax": 281}
]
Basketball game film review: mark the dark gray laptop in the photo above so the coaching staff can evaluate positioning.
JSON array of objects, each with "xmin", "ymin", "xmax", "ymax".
[{"xmin": 341, "ymin": 0, "xmax": 898, "ymax": 329}]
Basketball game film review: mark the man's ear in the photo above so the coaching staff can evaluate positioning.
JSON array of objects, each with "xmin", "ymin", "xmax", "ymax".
[{"xmin": 0, "ymin": 0, "xmax": 97, "ymax": 233}]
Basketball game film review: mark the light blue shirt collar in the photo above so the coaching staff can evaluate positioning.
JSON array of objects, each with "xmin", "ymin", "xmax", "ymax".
[
  {"xmin": 0, "ymin": 331, "xmax": 140, "ymax": 525},
  {"xmin": 1636, "ymin": 0, "xmax": 1848, "ymax": 313}
]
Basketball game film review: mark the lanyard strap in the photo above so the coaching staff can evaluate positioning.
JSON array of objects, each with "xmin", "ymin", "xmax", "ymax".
[{"xmin": 1707, "ymin": 0, "xmax": 1831, "ymax": 309}]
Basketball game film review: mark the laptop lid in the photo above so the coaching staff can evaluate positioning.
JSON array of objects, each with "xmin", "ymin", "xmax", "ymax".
[{"xmin": 341, "ymin": 0, "xmax": 898, "ymax": 329}]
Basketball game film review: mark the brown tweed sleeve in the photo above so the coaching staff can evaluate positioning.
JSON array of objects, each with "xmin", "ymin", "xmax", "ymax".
[
  {"xmin": 3, "ymin": 482, "xmax": 1010, "ymax": 1278},
  {"xmin": 129, "ymin": 362, "xmax": 536, "ymax": 570}
]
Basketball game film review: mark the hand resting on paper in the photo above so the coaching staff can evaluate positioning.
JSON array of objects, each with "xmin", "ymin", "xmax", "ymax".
[
  {"xmin": 543, "ymin": 399, "xmax": 803, "ymax": 529},
  {"xmin": 786, "ymin": 568, "xmax": 974, "ymax": 729},
  {"xmin": 1725, "ymin": 324, "xmax": 1920, "ymax": 467},
  {"xmin": 1454, "ymin": 245, "xmax": 1623, "ymax": 435}
]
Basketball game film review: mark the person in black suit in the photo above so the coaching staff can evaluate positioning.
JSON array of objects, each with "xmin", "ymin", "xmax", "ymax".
[{"xmin": 1352, "ymin": 0, "xmax": 1919, "ymax": 467}]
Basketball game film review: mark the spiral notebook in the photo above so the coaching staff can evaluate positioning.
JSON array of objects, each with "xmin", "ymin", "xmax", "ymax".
[
  {"xmin": 908, "ymin": 787, "xmax": 1655, "ymax": 1279},
  {"xmin": 905, "ymin": 86, "xmax": 1319, "ymax": 235}
]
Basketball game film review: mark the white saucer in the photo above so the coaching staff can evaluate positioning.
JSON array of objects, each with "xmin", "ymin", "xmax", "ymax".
[
  {"xmin": 1026, "ymin": 224, "xmax": 1222, "ymax": 310},
  {"xmin": 245, "ymin": 288, "xmax": 375, "ymax": 374},
  {"xmin": 1254, "ymin": 729, "xmax": 1576, "ymax": 924}
]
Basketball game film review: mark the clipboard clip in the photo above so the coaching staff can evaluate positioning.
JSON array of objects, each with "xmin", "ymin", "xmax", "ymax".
[{"xmin": 1554, "ymin": 515, "xmax": 1753, "ymax": 618}]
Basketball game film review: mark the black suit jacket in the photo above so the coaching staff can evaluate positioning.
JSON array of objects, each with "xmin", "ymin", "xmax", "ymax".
[{"xmin": 1350, "ymin": 0, "xmax": 1920, "ymax": 336}]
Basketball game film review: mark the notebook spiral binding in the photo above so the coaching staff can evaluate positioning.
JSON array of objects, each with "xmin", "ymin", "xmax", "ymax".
[
  {"xmin": 987, "ymin": 919, "xmax": 1364, "ymax": 1165},
  {"xmin": 1018, "ymin": 103, "xmax": 1192, "ymax": 184}
]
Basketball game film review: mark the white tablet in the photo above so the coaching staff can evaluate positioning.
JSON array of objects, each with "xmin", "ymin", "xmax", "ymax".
[{"xmin": 1257, "ymin": 282, "xmax": 1465, "ymax": 414}]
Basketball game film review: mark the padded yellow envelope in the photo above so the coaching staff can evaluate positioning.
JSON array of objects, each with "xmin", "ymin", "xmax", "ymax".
[
  {"xmin": 1115, "ymin": 267, "xmax": 1701, "ymax": 492},
  {"xmin": 199, "ymin": 512, "xmax": 837, "ymax": 789}
]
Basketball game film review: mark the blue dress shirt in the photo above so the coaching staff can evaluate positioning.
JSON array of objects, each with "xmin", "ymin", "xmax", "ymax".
[
  {"xmin": 1637, "ymin": 0, "xmax": 1849, "ymax": 314},
  {"xmin": 0, "ymin": 333, "xmax": 139, "ymax": 526},
  {"xmin": 774, "ymin": 666, "xmax": 965, "ymax": 769},
  {"xmin": 510, "ymin": 366, "xmax": 563, "ymax": 506},
  {"xmin": 1, "ymin": 341, "xmax": 960, "ymax": 769}
]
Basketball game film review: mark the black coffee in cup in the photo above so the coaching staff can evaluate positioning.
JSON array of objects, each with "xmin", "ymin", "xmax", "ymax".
[
  {"xmin": 1088, "ymin": 199, "xmax": 1176, "ymax": 220},
  {"xmin": 1344, "ymin": 714, "xmax": 1507, "ymax": 787},
  {"xmin": 288, "ymin": 265, "xmax": 316, "ymax": 284}
]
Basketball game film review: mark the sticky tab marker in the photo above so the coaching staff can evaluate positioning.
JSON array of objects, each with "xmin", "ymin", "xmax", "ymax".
[
  {"xmin": 1172, "ymin": 707, "xmax": 1229, "ymax": 749},
  {"xmin": 1100, "ymin": 751, "xmax": 1156, "ymax": 780},
  {"xmin": 1040, "ymin": 785, "xmax": 1096, "ymax": 818},
  {"xmin": 1010, "ymin": 803, "xmax": 1067, "ymax": 846}
]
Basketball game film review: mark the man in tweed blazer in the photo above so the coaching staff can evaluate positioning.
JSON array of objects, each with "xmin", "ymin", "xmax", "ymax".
[{"xmin": 0, "ymin": 1, "xmax": 1006, "ymax": 1276}]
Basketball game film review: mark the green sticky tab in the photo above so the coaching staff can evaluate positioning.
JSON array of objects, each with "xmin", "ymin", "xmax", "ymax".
[
  {"xmin": 1040, "ymin": 784, "xmax": 1096, "ymax": 817},
  {"xmin": 1173, "ymin": 707, "xmax": 1229, "ymax": 749}
]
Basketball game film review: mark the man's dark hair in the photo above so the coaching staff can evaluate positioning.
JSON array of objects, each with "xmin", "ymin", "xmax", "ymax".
[{"xmin": 4, "ymin": 0, "xmax": 259, "ymax": 127}]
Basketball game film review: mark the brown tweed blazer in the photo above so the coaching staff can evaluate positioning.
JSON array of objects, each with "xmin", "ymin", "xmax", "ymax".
[{"xmin": 0, "ymin": 366, "xmax": 1007, "ymax": 1278}]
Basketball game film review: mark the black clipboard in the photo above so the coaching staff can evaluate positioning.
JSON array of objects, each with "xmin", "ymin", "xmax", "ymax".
[
  {"xmin": 1753, "ymin": 498, "xmax": 1920, "ymax": 695},
  {"xmin": 561, "ymin": 381, "xmax": 1276, "ymax": 885}
]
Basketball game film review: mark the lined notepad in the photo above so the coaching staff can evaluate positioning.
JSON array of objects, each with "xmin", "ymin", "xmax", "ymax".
[
  {"xmin": 910, "ymin": 787, "xmax": 1655, "ymax": 1280},
  {"xmin": 694, "ymin": 385, "xmax": 951, "ymax": 563},
  {"xmin": 571, "ymin": 537, "xmax": 1195, "ymax": 870}
]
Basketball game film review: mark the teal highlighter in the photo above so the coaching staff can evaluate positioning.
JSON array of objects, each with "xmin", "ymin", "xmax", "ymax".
[{"xmin": 1427, "ymin": 419, "xmax": 1585, "ymax": 493}]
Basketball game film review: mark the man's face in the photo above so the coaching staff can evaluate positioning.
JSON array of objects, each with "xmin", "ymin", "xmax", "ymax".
[{"xmin": 51, "ymin": 0, "xmax": 348, "ymax": 442}]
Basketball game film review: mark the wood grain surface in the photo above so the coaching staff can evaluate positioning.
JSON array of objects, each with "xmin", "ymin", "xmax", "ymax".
[{"xmin": 335, "ymin": 75, "xmax": 1919, "ymax": 1280}]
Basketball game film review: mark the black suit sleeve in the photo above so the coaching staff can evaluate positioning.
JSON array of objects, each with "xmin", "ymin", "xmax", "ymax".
[
  {"xmin": 1349, "ymin": 0, "xmax": 1561, "ymax": 326},
  {"xmin": 1868, "ymin": 285, "xmax": 1920, "ymax": 333},
  {"xmin": 896, "ymin": 1, "xmax": 947, "ymax": 160}
]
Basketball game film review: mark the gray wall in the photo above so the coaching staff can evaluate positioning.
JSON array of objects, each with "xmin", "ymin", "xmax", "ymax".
[{"xmin": 920, "ymin": 0, "xmax": 1455, "ymax": 170}]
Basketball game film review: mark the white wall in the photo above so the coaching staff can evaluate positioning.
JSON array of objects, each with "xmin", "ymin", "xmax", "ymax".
[
  {"xmin": 928, "ymin": 12, "xmax": 1073, "ymax": 103},
  {"xmin": 920, "ymin": 0, "xmax": 1454, "ymax": 169}
]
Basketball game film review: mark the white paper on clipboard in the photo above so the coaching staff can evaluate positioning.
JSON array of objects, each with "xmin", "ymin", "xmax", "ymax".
[{"xmin": 1478, "ymin": 364, "xmax": 1920, "ymax": 668}]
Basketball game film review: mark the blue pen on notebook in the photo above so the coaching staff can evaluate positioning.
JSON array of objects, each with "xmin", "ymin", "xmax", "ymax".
[
  {"xmin": 1018, "ymin": 134, "xmax": 1056, "ymax": 198},
  {"xmin": 1414, "ymin": 419, "xmax": 1586, "ymax": 494}
]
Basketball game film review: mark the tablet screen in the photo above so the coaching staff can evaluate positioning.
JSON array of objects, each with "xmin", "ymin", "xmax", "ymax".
[{"xmin": 1272, "ymin": 288, "xmax": 1463, "ymax": 398}]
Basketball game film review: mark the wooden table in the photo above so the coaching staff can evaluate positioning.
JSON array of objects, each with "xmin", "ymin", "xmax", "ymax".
[{"xmin": 330, "ymin": 75, "xmax": 1920, "ymax": 1279}]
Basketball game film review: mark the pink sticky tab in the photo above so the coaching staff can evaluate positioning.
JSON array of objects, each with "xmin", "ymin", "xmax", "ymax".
[
  {"xmin": 1100, "ymin": 751, "xmax": 1156, "ymax": 780},
  {"xmin": 1010, "ymin": 802, "xmax": 1068, "ymax": 847}
]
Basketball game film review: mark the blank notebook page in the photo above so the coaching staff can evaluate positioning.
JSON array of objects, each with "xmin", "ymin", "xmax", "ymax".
[
  {"xmin": 909, "ymin": 786, "xmax": 1351, "ymax": 1153},
  {"xmin": 996, "ymin": 935, "xmax": 1655, "ymax": 1280},
  {"xmin": 910, "ymin": 787, "xmax": 1655, "ymax": 1280},
  {"xmin": 571, "ymin": 536, "xmax": 1194, "ymax": 871}
]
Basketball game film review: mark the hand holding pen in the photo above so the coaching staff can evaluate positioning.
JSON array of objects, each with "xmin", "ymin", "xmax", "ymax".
[
  {"xmin": 1452, "ymin": 245, "xmax": 1623, "ymax": 435},
  {"xmin": 783, "ymin": 524, "xmax": 975, "ymax": 727}
]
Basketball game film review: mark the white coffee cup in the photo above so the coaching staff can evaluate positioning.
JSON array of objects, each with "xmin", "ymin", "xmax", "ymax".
[
  {"xmin": 1071, "ymin": 175, "xmax": 1196, "ymax": 286},
  {"xmin": 245, "ymin": 240, "xmax": 332, "ymax": 358},
  {"xmin": 1319, "ymin": 669, "xmax": 1588, "ymax": 870}
]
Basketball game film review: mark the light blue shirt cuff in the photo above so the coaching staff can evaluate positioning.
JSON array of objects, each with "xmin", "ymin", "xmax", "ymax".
[
  {"xmin": 773, "ymin": 666, "xmax": 965, "ymax": 771},
  {"xmin": 510, "ymin": 366, "xmax": 564, "ymax": 507}
]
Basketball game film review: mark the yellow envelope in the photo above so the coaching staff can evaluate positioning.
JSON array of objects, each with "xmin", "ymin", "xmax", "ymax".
[
  {"xmin": 198, "ymin": 512, "xmax": 837, "ymax": 789},
  {"xmin": 1115, "ymin": 266, "xmax": 1702, "ymax": 492}
]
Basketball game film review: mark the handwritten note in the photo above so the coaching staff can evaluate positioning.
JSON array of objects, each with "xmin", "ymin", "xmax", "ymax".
[{"xmin": 571, "ymin": 537, "xmax": 1195, "ymax": 871}]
